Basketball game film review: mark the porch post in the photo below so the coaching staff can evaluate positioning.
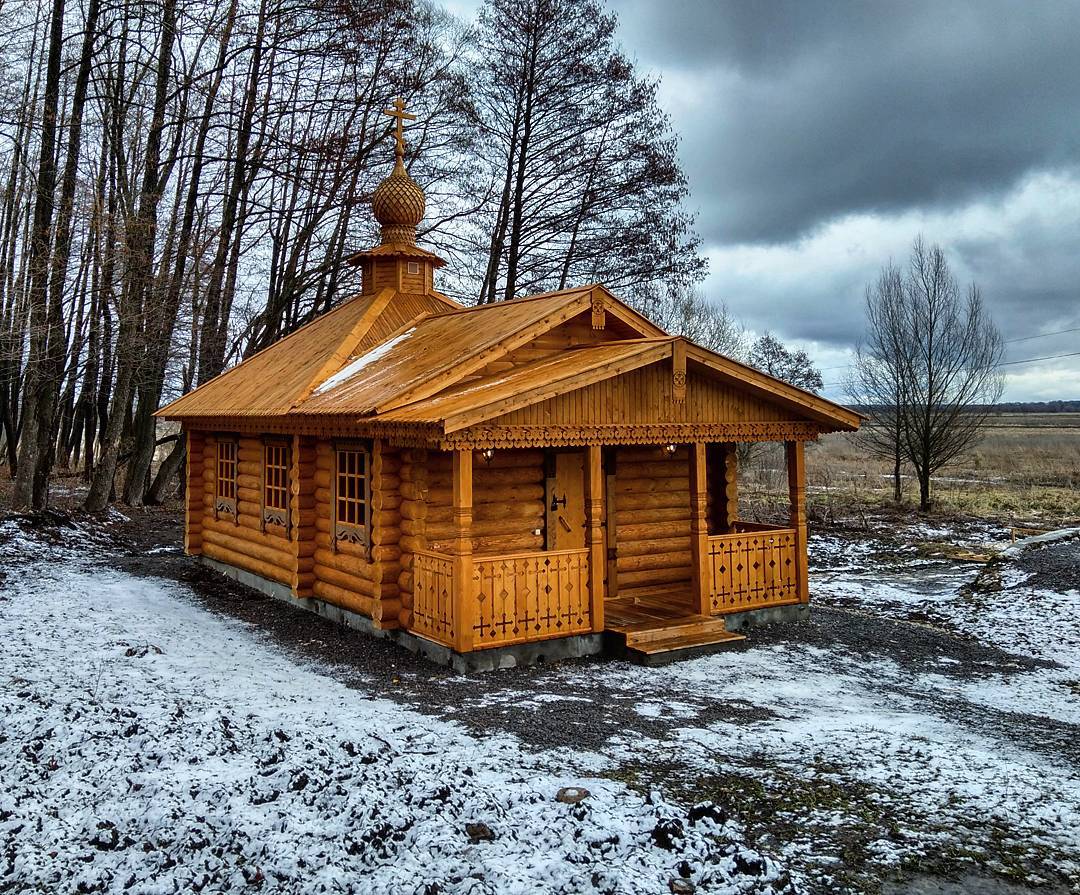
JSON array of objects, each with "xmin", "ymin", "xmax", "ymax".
[
  {"xmin": 689, "ymin": 441, "xmax": 711, "ymax": 616},
  {"xmin": 785, "ymin": 440, "xmax": 809, "ymax": 603},
  {"xmin": 585, "ymin": 444, "xmax": 605, "ymax": 632},
  {"xmin": 452, "ymin": 449, "xmax": 474, "ymax": 652}
]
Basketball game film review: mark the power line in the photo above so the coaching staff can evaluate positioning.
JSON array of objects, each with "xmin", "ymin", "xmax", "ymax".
[
  {"xmin": 998, "ymin": 350, "xmax": 1080, "ymax": 367},
  {"xmin": 819, "ymin": 349, "xmax": 1080, "ymax": 392},
  {"xmin": 816, "ymin": 324, "xmax": 1079, "ymax": 373},
  {"xmin": 1006, "ymin": 326, "xmax": 1080, "ymax": 344}
]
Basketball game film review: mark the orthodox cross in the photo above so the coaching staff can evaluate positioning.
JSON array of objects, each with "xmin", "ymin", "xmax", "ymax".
[{"xmin": 383, "ymin": 97, "xmax": 416, "ymax": 158}]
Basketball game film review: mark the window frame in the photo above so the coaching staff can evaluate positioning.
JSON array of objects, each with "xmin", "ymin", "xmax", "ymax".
[
  {"xmin": 262, "ymin": 438, "xmax": 291, "ymax": 532},
  {"xmin": 214, "ymin": 436, "xmax": 239, "ymax": 521},
  {"xmin": 332, "ymin": 442, "xmax": 371, "ymax": 553}
]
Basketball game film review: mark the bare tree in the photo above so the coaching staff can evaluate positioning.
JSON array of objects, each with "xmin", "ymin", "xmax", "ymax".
[
  {"xmin": 466, "ymin": 0, "xmax": 703, "ymax": 305},
  {"xmin": 634, "ymin": 285, "xmax": 746, "ymax": 358},
  {"xmin": 847, "ymin": 263, "xmax": 907, "ymax": 501},
  {"xmin": 896, "ymin": 237, "xmax": 1004, "ymax": 512},
  {"xmin": 748, "ymin": 332, "xmax": 824, "ymax": 392}
]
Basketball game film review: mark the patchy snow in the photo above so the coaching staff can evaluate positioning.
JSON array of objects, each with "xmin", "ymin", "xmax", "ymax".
[
  {"xmin": 0, "ymin": 522, "xmax": 784, "ymax": 894},
  {"xmin": 312, "ymin": 328, "xmax": 416, "ymax": 396}
]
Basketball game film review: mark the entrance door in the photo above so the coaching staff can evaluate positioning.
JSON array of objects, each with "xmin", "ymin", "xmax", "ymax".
[{"xmin": 546, "ymin": 450, "xmax": 586, "ymax": 550}]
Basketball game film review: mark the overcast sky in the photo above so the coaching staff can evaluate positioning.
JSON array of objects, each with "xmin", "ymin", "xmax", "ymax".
[{"xmin": 447, "ymin": 0, "xmax": 1080, "ymax": 401}]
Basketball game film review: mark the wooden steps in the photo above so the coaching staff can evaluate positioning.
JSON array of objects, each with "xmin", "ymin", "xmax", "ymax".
[{"xmin": 604, "ymin": 597, "xmax": 746, "ymax": 665}]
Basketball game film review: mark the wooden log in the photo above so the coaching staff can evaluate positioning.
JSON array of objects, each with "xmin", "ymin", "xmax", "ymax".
[
  {"xmin": 426, "ymin": 517, "xmax": 543, "ymax": 540},
  {"xmin": 235, "ymin": 470, "xmax": 260, "ymax": 492},
  {"xmin": 617, "ymin": 521, "xmax": 691, "ymax": 541},
  {"xmin": 399, "ymin": 534, "xmax": 427, "ymax": 554},
  {"xmin": 313, "ymin": 556, "xmax": 377, "ymax": 595},
  {"xmin": 202, "ymin": 527, "xmax": 294, "ymax": 569},
  {"xmin": 613, "ymin": 460, "xmax": 691, "ymax": 479},
  {"xmin": 426, "ymin": 501, "xmax": 543, "ymax": 523},
  {"xmin": 203, "ymin": 542, "xmax": 292, "ymax": 585},
  {"xmin": 613, "ymin": 506, "xmax": 689, "ymax": 525},
  {"xmin": 615, "ymin": 476, "xmax": 689, "ymax": 494},
  {"xmin": 618, "ymin": 536, "xmax": 689, "ymax": 557},
  {"xmin": 399, "ymin": 500, "xmax": 427, "ymax": 521},
  {"xmin": 428, "ymin": 466, "xmax": 539, "ymax": 488},
  {"xmin": 371, "ymin": 491, "xmax": 402, "ymax": 512},
  {"xmin": 614, "ymin": 487, "xmax": 690, "ymax": 506},
  {"xmin": 619, "ymin": 551, "xmax": 693, "ymax": 572},
  {"xmin": 312, "ymin": 581, "xmax": 378, "ymax": 617}
]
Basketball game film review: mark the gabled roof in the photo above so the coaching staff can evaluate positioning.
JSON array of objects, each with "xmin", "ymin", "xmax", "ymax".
[{"xmin": 158, "ymin": 278, "xmax": 860, "ymax": 435}]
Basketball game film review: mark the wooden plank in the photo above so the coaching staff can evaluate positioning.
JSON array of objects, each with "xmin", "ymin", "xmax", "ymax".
[
  {"xmin": 688, "ymin": 442, "xmax": 710, "ymax": 616},
  {"xmin": 452, "ymin": 449, "xmax": 474, "ymax": 652},
  {"xmin": 585, "ymin": 444, "xmax": 605, "ymax": 633}
]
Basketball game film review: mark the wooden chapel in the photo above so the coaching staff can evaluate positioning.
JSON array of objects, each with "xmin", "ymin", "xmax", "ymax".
[{"xmin": 158, "ymin": 99, "xmax": 861, "ymax": 668}]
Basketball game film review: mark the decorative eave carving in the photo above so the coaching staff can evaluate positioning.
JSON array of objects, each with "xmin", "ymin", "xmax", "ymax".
[
  {"xmin": 181, "ymin": 417, "xmax": 824, "ymax": 451},
  {"xmin": 440, "ymin": 422, "xmax": 822, "ymax": 450}
]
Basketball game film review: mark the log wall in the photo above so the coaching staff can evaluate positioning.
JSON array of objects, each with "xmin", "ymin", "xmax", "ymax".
[
  {"xmin": 311, "ymin": 438, "xmax": 402, "ymax": 628},
  {"xmin": 426, "ymin": 449, "xmax": 546, "ymax": 556},
  {"xmin": 200, "ymin": 434, "xmax": 294, "ymax": 586},
  {"xmin": 612, "ymin": 445, "xmax": 693, "ymax": 595}
]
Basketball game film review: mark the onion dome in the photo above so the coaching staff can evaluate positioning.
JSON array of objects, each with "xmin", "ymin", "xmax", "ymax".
[
  {"xmin": 372, "ymin": 153, "xmax": 425, "ymax": 245},
  {"xmin": 372, "ymin": 97, "xmax": 425, "ymax": 245}
]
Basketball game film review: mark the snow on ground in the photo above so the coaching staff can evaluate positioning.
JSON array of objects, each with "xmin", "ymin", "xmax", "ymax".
[
  {"xmin": 461, "ymin": 521, "xmax": 1080, "ymax": 892},
  {"xmin": 0, "ymin": 519, "xmax": 783, "ymax": 895},
  {"xmin": 3, "ymin": 514, "xmax": 1079, "ymax": 893}
]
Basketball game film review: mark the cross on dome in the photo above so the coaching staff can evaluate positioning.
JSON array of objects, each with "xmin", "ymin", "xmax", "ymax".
[{"xmin": 383, "ymin": 97, "xmax": 416, "ymax": 159}]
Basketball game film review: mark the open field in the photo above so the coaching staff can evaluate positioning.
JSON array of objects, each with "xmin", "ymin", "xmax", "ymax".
[{"xmin": 739, "ymin": 413, "xmax": 1080, "ymax": 527}]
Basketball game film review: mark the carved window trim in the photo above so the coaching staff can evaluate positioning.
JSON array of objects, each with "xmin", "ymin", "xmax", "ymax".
[
  {"xmin": 262, "ymin": 438, "xmax": 290, "ymax": 532},
  {"xmin": 332, "ymin": 442, "xmax": 371, "ymax": 554},
  {"xmin": 214, "ymin": 437, "xmax": 238, "ymax": 521}
]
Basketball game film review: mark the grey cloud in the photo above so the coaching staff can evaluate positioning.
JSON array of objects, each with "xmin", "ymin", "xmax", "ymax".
[{"xmin": 613, "ymin": 0, "xmax": 1080, "ymax": 244}]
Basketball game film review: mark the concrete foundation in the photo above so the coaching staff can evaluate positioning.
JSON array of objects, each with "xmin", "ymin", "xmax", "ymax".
[
  {"xmin": 721, "ymin": 601, "xmax": 809, "ymax": 632},
  {"xmin": 200, "ymin": 556, "xmax": 604, "ymax": 672}
]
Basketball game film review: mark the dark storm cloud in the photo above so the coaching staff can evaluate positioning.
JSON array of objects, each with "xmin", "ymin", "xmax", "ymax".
[{"xmin": 612, "ymin": 0, "xmax": 1080, "ymax": 245}]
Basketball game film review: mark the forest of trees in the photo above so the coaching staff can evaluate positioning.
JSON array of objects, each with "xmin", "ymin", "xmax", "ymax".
[{"xmin": 0, "ymin": 0, "xmax": 707, "ymax": 510}]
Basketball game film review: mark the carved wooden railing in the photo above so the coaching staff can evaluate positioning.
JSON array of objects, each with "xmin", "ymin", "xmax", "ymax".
[
  {"xmin": 706, "ymin": 526, "xmax": 799, "ymax": 613},
  {"xmin": 412, "ymin": 550, "xmax": 456, "ymax": 647},
  {"xmin": 472, "ymin": 549, "xmax": 591, "ymax": 649}
]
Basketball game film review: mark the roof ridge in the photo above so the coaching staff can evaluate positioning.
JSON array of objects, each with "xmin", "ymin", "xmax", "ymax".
[
  {"xmin": 291, "ymin": 287, "xmax": 398, "ymax": 409},
  {"xmin": 427, "ymin": 286, "xmax": 593, "ymax": 317}
]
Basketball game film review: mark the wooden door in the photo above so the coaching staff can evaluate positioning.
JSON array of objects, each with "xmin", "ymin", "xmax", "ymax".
[{"xmin": 546, "ymin": 450, "xmax": 586, "ymax": 550}]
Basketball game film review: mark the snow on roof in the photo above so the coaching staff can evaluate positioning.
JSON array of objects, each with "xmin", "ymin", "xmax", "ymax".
[{"xmin": 313, "ymin": 327, "xmax": 416, "ymax": 396}]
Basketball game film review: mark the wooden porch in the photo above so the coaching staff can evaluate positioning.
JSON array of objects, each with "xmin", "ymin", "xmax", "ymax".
[{"xmin": 405, "ymin": 440, "xmax": 810, "ymax": 658}]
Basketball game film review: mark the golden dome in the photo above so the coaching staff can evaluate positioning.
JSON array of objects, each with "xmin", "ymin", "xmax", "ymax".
[{"xmin": 372, "ymin": 154, "xmax": 425, "ymax": 245}]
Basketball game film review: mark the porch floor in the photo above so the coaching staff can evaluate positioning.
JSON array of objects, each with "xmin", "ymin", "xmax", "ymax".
[{"xmin": 604, "ymin": 591, "xmax": 746, "ymax": 664}]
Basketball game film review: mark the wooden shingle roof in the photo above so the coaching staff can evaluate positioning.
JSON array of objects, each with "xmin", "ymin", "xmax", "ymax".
[{"xmin": 158, "ymin": 280, "xmax": 860, "ymax": 434}]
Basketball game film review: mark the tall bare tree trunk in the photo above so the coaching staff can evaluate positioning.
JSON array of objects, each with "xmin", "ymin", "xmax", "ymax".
[{"xmin": 13, "ymin": 0, "xmax": 66, "ymax": 508}]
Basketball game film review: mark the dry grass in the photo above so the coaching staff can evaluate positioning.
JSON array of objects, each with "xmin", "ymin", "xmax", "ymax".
[{"xmin": 739, "ymin": 413, "xmax": 1080, "ymax": 527}]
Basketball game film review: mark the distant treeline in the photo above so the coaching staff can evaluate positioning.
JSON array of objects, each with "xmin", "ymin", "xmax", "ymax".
[{"xmin": 854, "ymin": 400, "xmax": 1080, "ymax": 414}]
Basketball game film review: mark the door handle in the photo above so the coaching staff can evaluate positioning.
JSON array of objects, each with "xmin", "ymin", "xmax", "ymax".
[
  {"xmin": 550, "ymin": 494, "xmax": 567, "ymax": 511},
  {"xmin": 559, "ymin": 517, "xmax": 572, "ymax": 533}
]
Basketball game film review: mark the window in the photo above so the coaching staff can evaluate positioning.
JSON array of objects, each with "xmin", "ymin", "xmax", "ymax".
[
  {"xmin": 407, "ymin": 261, "xmax": 420, "ymax": 275},
  {"xmin": 334, "ymin": 446, "xmax": 369, "ymax": 548},
  {"xmin": 215, "ymin": 439, "xmax": 237, "ymax": 518},
  {"xmin": 263, "ymin": 441, "xmax": 290, "ymax": 529}
]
